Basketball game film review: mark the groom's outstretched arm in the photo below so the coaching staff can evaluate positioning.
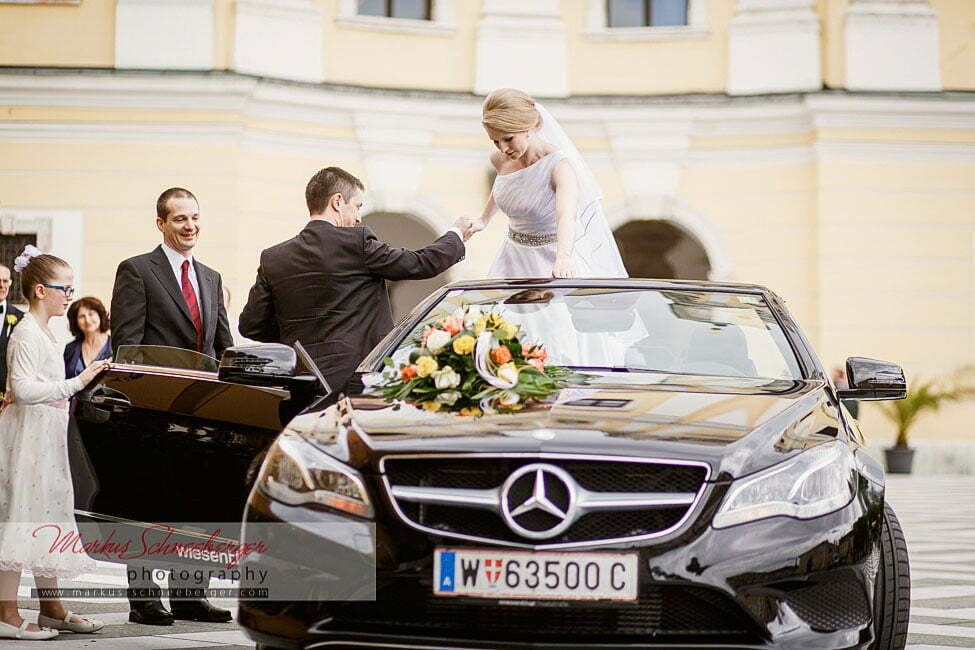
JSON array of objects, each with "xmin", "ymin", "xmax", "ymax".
[
  {"xmin": 239, "ymin": 263, "xmax": 280, "ymax": 343},
  {"xmin": 361, "ymin": 226, "xmax": 465, "ymax": 281}
]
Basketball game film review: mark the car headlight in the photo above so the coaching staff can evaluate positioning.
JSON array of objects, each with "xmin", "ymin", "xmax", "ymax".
[
  {"xmin": 713, "ymin": 442, "xmax": 855, "ymax": 529},
  {"xmin": 257, "ymin": 432, "xmax": 374, "ymax": 518}
]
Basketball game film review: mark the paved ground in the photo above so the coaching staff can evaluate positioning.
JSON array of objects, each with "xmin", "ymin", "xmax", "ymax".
[
  {"xmin": 887, "ymin": 476, "xmax": 975, "ymax": 649},
  {"xmin": 4, "ymin": 476, "xmax": 972, "ymax": 649}
]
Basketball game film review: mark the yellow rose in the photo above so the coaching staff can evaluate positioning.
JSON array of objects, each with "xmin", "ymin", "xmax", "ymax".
[
  {"xmin": 421, "ymin": 400, "xmax": 442, "ymax": 413},
  {"xmin": 498, "ymin": 321, "xmax": 519, "ymax": 341},
  {"xmin": 459, "ymin": 406, "xmax": 482, "ymax": 417},
  {"xmin": 452, "ymin": 335, "xmax": 476, "ymax": 355},
  {"xmin": 472, "ymin": 317, "xmax": 488, "ymax": 336},
  {"xmin": 416, "ymin": 356, "xmax": 438, "ymax": 378},
  {"xmin": 5, "ymin": 314, "xmax": 17, "ymax": 326}
]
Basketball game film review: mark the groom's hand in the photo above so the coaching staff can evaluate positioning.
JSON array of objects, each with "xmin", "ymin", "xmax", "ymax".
[{"xmin": 452, "ymin": 217, "xmax": 479, "ymax": 242}]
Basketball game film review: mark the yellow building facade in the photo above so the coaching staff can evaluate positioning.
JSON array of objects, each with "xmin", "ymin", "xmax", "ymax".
[{"xmin": 1, "ymin": 0, "xmax": 973, "ymax": 463}]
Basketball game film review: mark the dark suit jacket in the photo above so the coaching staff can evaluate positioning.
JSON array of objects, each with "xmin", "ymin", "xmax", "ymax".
[
  {"xmin": 239, "ymin": 220, "xmax": 464, "ymax": 393},
  {"xmin": 110, "ymin": 246, "xmax": 234, "ymax": 360},
  {"xmin": 1, "ymin": 303, "xmax": 25, "ymax": 392}
]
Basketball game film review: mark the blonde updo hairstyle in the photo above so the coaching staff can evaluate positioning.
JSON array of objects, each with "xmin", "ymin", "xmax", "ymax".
[
  {"xmin": 20, "ymin": 254, "xmax": 70, "ymax": 303},
  {"xmin": 482, "ymin": 88, "xmax": 540, "ymax": 134}
]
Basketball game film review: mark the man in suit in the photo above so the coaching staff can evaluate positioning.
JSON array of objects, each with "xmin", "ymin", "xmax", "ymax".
[
  {"xmin": 110, "ymin": 187, "xmax": 234, "ymax": 626},
  {"xmin": 0, "ymin": 263, "xmax": 25, "ymax": 396},
  {"xmin": 111, "ymin": 188, "xmax": 234, "ymax": 361},
  {"xmin": 239, "ymin": 166, "xmax": 471, "ymax": 393}
]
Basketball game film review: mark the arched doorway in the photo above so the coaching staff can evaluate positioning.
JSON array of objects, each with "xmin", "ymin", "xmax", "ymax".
[
  {"xmin": 361, "ymin": 212, "xmax": 449, "ymax": 322},
  {"xmin": 613, "ymin": 220, "xmax": 710, "ymax": 280}
]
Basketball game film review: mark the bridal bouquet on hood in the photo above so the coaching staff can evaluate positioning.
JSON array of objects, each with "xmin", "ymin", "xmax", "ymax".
[{"xmin": 370, "ymin": 305, "xmax": 584, "ymax": 415}]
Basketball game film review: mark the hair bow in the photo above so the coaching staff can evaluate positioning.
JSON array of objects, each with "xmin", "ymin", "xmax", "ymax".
[{"xmin": 13, "ymin": 244, "xmax": 43, "ymax": 273}]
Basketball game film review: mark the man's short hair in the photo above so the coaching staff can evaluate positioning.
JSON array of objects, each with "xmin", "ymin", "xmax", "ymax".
[
  {"xmin": 305, "ymin": 167, "xmax": 364, "ymax": 215},
  {"xmin": 157, "ymin": 187, "xmax": 198, "ymax": 222}
]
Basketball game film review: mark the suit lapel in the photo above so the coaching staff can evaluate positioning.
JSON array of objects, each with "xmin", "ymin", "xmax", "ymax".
[
  {"xmin": 2, "ymin": 305, "xmax": 22, "ymax": 340},
  {"xmin": 149, "ymin": 246, "xmax": 194, "ymax": 325}
]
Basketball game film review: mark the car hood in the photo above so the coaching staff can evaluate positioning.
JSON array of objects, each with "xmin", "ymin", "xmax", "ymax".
[{"xmin": 293, "ymin": 373, "xmax": 842, "ymax": 480}]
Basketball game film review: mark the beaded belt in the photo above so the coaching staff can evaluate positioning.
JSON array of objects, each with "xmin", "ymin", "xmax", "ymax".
[{"xmin": 508, "ymin": 229, "xmax": 557, "ymax": 247}]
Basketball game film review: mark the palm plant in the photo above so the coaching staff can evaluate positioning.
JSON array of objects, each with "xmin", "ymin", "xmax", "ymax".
[{"xmin": 879, "ymin": 367, "xmax": 975, "ymax": 448}]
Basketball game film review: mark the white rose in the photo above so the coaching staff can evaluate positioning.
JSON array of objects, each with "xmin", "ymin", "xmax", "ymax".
[
  {"xmin": 362, "ymin": 372, "xmax": 388, "ymax": 390},
  {"xmin": 391, "ymin": 346, "xmax": 414, "ymax": 367},
  {"xmin": 496, "ymin": 363, "xmax": 519, "ymax": 386},
  {"xmin": 436, "ymin": 390, "xmax": 462, "ymax": 406},
  {"xmin": 426, "ymin": 329, "xmax": 452, "ymax": 354},
  {"xmin": 498, "ymin": 390, "xmax": 520, "ymax": 407},
  {"xmin": 463, "ymin": 305, "xmax": 482, "ymax": 328},
  {"xmin": 433, "ymin": 366, "xmax": 461, "ymax": 389}
]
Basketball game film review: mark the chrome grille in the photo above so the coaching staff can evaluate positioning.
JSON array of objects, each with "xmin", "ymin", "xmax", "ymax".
[{"xmin": 381, "ymin": 454, "xmax": 710, "ymax": 549}]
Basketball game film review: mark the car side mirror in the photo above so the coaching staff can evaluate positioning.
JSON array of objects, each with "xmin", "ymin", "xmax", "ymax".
[
  {"xmin": 836, "ymin": 357, "xmax": 907, "ymax": 401},
  {"xmin": 219, "ymin": 343, "xmax": 301, "ymax": 387}
]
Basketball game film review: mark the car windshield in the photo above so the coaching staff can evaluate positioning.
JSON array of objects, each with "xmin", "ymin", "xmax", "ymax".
[
  {"xmin": 115, "ymin": 345, "xmax": 219, "ymax": 372},
  {"xmin": 390, "ymin": 287, "xmax": 803, "ymax": 380}
]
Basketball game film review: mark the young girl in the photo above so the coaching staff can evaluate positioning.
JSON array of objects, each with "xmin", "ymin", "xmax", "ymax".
[{"xmin": 0, "ymin": 246, "xmax": 107, "ymax": 640}]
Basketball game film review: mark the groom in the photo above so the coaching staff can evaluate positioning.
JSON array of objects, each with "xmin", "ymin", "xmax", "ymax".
[{"xmin": 239, "ymin": 166, "xmax": 473, "ymax": 393}]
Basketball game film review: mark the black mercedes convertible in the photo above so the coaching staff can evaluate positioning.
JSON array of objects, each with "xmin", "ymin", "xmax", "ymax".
[{"xmin": 71, "ymin": 279, "xmax": 910, "ymax": 650}]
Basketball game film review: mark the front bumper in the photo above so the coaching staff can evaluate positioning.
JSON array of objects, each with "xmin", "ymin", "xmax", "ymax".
[{"xmin": 238, "ymin": 477, "xmax": 882, "ymax": 650}]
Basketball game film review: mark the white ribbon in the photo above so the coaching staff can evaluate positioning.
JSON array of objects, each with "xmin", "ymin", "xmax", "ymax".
[
  {"xmin": 474, "ymin": 331, "xmax": 516, "ymax": 390},
  {"xmin": 13, "ymin": 244, "xmax": 43, "ymax": 273}
]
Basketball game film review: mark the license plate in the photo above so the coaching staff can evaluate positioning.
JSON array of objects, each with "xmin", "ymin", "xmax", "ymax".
[{"xmin": 433, "ymin": 548, "xmax": 638, "ymax": 601}]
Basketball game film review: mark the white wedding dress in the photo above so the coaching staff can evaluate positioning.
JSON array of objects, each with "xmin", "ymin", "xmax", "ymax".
[
  {"xmin": 488, "ymin": 149, "xmax": 628, "ymax": 279},
  {"xmin": 0, "ymin": 312, "xmax": 93, "ymax": 577}
]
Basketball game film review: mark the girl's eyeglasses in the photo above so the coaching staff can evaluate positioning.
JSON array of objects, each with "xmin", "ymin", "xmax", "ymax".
[{"xmin": 42, "ymin": 284, "xmax": 75, "ymax": 299}]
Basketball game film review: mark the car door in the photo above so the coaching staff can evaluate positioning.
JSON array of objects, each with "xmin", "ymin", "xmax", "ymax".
[{"xmin": 71, "ymin": 345, "xmax": 290, "ymax": 526}]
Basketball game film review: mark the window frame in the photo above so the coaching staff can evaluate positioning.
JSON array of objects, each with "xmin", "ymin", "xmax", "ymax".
[
  {"xmin": 337, "ymin": 0, "xmax": 456, "ymax": 36},
  {"xmin": 357, "ymin": 0, "xmax": 430, "ymax": 21},
  {"xmin": 586, "ymin": 0, "xmax": 708, "ymax": 42}
]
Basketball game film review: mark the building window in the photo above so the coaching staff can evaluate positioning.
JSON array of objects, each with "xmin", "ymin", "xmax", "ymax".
[
  {"xmin": 607, "ymin": 0, "xmax": 688, "ymax": 28},
  {"xmin": 339, "ymin": 0, "xmax": 454, "ymax": 35},
  {"xmin": 358, "ymin": 0, "xmax": 430, "ymax": 20},
  {"xmin": 587, "ymin": 0, "xmax": 706, "ymax": 41}
]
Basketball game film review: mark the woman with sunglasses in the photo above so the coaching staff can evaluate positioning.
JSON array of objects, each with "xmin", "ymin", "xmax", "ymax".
[{"xmin": 0, "ymin": 246, "xmax": 106, "ymax": 640}]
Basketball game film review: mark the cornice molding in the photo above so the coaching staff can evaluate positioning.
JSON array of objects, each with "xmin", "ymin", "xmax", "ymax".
[{"xmin": 1, "ymin": 74, "xmax": 973, "ymax": 164}]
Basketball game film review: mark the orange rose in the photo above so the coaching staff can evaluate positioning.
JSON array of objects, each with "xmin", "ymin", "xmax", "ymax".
[
  {"xmin": 440, "ymin": 317, "xmax": 463, "ymax": 336},
  {"xmin": 525, "ymin": 344, "xmax": 548, "ymax": 361},
  {"xmin": 491, "ymin": 345, "xmax": 512, "ymax": 365},
  {"xmin": 527, "ymin": 358, "xmax": 545, "ymax": 372},
  {"xmin": 401, "ymin": 365, "xmax": 419, "ymax": 381}
]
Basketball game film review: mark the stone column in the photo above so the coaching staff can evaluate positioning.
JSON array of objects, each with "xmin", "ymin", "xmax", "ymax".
[
  {"xmin": 845, "ymin": 0, "xmax": 941, "ymax": 91},
  {"xmin": 727, "ymin": 0, "xmax": 821, "ymax": 95},
  {"xmin": 474, "ymin": 0, "xmax": 569, "ymax": 97}
]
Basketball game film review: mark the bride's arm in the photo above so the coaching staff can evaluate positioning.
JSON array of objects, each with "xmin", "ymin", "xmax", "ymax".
[
  {"xmin": 552, "ymin": 160, "xmax": 579, "ymax": 278},
  {"xmin": 473, "ymin": 151, "xmax": 506, "ymax": 230},
  {"xmin": 475, "ymin": 193, "xmax": 498, "ymax": 230}
]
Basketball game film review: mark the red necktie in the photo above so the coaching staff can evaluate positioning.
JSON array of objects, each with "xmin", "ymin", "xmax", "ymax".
[{"xmin": 180, "ymin": 260, "xmax": 203, "ymax": 352}]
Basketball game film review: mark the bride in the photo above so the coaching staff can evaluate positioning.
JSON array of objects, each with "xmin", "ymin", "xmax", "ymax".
[{"xmin": 473, "ymin": 88, "xmax": 628, "ymax": 279}]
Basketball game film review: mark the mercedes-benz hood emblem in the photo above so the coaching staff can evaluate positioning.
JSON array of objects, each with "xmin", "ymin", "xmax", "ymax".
[{"xmin": 500, "ymin": 463, "xmax": 577, "ymax": 539}]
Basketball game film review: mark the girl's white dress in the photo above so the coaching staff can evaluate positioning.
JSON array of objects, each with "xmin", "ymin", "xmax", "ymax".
[
  {"xmin": 0, "ymin": 312, "xmax": 93, "ymax": 577},
  {"xmin": 488, "ymin": 150, "xmax": 628, "ymax": 279}
]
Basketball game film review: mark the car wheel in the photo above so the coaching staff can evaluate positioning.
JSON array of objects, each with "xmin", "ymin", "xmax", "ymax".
[{"xmin": 871, "ymin": 501, "xmax": 910, "ymax": 650}]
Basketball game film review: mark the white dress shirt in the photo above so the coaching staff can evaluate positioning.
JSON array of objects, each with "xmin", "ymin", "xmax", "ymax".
[{"xmin": 160, "ymin": 243, "xmax": 203, "ymax": 319}]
